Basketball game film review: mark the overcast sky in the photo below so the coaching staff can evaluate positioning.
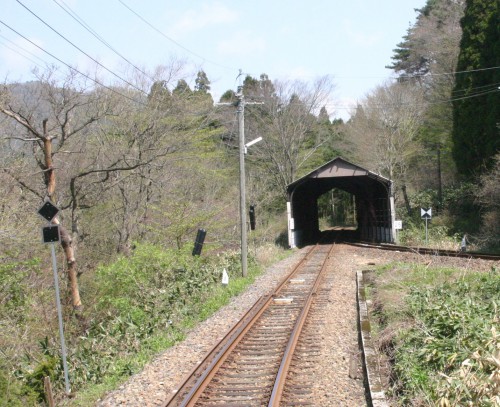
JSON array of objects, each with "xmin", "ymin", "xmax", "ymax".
[{"xmin": 0, "ymin": 0, "xmax": 427, "ymax": 120}]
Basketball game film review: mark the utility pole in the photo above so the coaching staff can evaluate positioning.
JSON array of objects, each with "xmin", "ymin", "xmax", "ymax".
[
  {"xmin": 223, "ymin": 71, "xmax": 263, "ymax": 278},
  {"xmin": 234, "ymin": 85, "xmax": 263, "ymax": 277},
  {"xmin": 236, "ymin": 87, "xmax": 248, "ymax": 277}
]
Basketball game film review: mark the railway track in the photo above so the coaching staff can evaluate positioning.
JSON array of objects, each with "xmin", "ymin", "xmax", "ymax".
[
  {"xmin": 159, "ymin": 240, "xmax": 498, "ymax": 407},
  {"xmin": 163, "ymin": 243, "xmax": 335, "ymax": 406},
  {"xmin": 344, "ymin": 241, "xmax": 500, "ymax": 261},
  {"xmin": 94, "ymin": 240, "xmax": 498, "ymax": 406}
]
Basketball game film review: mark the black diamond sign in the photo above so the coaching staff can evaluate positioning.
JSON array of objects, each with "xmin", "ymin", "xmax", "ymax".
[
  {"xmin": 38, "ymin": 201, "xmax": 59, "ymax": 222},
  {"xmin": 42, "ymin": 225, "xmax": 60, "ymax": 243}
]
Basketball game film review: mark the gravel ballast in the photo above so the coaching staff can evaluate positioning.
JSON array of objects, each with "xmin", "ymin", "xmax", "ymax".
[{"xmin": 96, "ymin": 244, "xmax": 497, "ymax": 406}]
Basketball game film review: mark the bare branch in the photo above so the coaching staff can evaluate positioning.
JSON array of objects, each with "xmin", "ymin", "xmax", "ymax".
[
  {"xmin": 0, "ymin": 107, "xmax": 42, "ymax": 139},
  {"xmin": 2, "ymin": 168, "xmax": 44, "ymax": 199},
  {"xmin": 5, "ymin": 136, "xmax": 40, "ymax": 142}
]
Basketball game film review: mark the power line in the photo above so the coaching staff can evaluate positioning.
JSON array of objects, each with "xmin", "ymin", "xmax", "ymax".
[
  {"xmin": 50, "ymin": 0, "xmax": 154, "ymax": 81},
  {"xmin": 346, "ymin": 85, "xmax": 500, "ymax": 112},
  {"xmin": 8, "ymin": 1, "xmax": 213, "ymax": 104},
  {"xmin": 16, "ymin": 0, "xmax": 147, "ymax": 96},
  {"xmin": 0, "ymin": 40, "xmax": 45, "ymax": 71},
  {"xmin": 0, "ymin": 17, "xmax": 217, "ymax": 111},
  {"xmin": 271, "ymin": 64, "xmax": 500, "ymax": 84},
  {"xmin": 0, "ymin": 18, "xmax": 146, "ymax": 106},
  {"xmin": 448, "ymin": 85, "xmax": 500, "ymax": 103},
  {"xmin": 0, "ymin": 33, "xmax": 49, "ymax": 69},
  {"xmin": 451, "ymin": 81, "xmax": 500, "ymax": 97},
  {"xmin": 117, "ymin": 0, "xmax": 236, "ymax": 72},
  {"xmin": 409, "ymin": 64, "xmax": 500, "ymax": 79}
]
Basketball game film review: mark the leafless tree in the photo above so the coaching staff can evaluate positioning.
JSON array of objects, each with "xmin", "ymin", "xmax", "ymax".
[
  {"xmin": 246, "ymin": 76, "xmax": 335, "ymax": 198},
  {"xmin": 410, "ymin": 0, "xmax": 465, "ymax": 139},
  {"xmin": 0, "ymin": 63, "xmax": 191, "ymax": 308},
  {"xmin": 0, "ymin": 67, "xmax": 117, "ymax": 309},
  {"xmin": 87, "ymin": 63, "xmax": 229, "ymax": 254},
  {"xmin": 476, "ymin": 152, "xmax": 500, "ymax": 246},
  {"xmin": 347, "ymin": 82, "xmax": 425, "ymax": 207}
]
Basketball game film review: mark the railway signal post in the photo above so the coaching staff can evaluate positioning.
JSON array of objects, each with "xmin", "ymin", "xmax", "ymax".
[
  {"xmin": 421, "ymin": 207, "xmax": 432, "ymax": 244},
  {"xmin": 38, "ymin": 201, "xmax": 71, "ymax": 394}
]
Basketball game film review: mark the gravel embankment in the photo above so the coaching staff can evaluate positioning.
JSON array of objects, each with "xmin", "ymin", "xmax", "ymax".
[
  {"xmin": 96, "ymin": 247, "xmax": 309, "ymax": 406},
  {"xmin": 96, "ymin": 244, "xmax": 497, "ymax": 407}
]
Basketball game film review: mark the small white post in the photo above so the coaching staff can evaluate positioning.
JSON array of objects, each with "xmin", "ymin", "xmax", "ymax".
[{"xmin": 222, "ymin": 268, "xmax": 229, "ymax": 286}]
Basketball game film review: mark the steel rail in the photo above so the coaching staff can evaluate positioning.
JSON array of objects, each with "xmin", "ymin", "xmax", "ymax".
[
  {"xmin": 345, "ymin": 241, "xmax": 500, "ymax": 261},
  {"xmin": 268, "ymin": 243, "xmax": 335, "ymax": 406},
  {"xmin": 163, "ymin": 244, "xmax": 320, "ymax": 407}
]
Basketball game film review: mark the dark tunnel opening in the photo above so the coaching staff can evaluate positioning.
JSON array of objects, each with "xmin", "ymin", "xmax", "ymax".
[{"xmin": 286, "ymin": 157, "xmax": 394, "ymax": 247}]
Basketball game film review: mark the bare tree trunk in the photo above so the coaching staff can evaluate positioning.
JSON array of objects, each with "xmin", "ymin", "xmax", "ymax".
[
  {"xmin": 58, "ymin": 223, "xmax": 81, "ymax": 308},
  {"xmin": 43, "ymin": 376, "xmax": 55, "ymax": 407},
  {"xmin": 437, "ymin": 145, "xmax": 443, "ymax": 213},
  {"xmin": 42, "ymin": 120, "xmax": 56, "ymax": 199},
  {"xmin": 42, "ymin": 120, "xmax": 82, "ymax": 309},
  {"xmin": 402, "ymin": 184, "xmax": 412, "ymax": 216}
]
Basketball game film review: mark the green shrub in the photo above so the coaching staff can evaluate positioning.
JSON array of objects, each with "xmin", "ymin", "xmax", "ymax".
[
  {"xmin": 66, "ymin": 243, "xmax": 247, "ymax": 392},
  {"xmin": 0, "ymin": 257, "xmax": 41, "ymax": 312},
  {"xmin": 2, "ymin": 241, "xmax": 274, "ymax": 404},
  {"xmin": 402, "ymin": 183, "xmax": 487, "ymax": 248},
  {"xmin": 398, "ymin": 219, "xmax": 460, "ymax": 249},
  {"xmin": 391, "ymin": 269, "xmax": 500, "ymax": 405},
  {"xmin": 0, "ymin": 361, "xmax": 38, "ymax": 406},
  {"xmin": 0, "ymin": 257, "xmax": 49, "ymax": 405},
  {"xmin": 23, "ymin": 356, "xmax": 59, "ymax": 403}
]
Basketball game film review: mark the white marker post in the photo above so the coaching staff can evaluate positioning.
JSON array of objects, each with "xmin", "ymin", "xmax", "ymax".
[
  {"xmin": 222, "ymin": 268, "xmax": 229, "ymax": 286},
  {"xmin": 394, "ymin": 220, "xmax": 403, "ymax": 244}
]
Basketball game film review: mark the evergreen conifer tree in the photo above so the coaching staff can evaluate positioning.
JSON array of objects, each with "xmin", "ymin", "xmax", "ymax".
[{"xmin": 452, "ymin": 0, "xmax": 500, "ymax": 177}]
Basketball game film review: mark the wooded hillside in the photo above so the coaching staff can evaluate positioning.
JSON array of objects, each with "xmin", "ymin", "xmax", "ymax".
[{"xmin": 0, "ymin": 0, "xmax": 498, "ymax": 404}]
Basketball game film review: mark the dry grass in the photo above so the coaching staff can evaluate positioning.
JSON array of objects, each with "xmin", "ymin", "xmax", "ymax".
[{"xmin": 254, "ymin": 243, "xmax": 290, "ymax": 268}]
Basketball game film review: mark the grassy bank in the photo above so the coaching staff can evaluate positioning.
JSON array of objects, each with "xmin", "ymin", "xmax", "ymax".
[
  {"xmin": 0, "ymin": 243, "xmax": 290, "ymax": 406},
  {"xmin": 365, "ymin": 261, "xmax": 499, "ymax": 406}
]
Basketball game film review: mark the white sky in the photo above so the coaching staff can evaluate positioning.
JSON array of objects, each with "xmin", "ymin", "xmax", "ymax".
[{"xmin": 0, "ymin": 0, "xmax": 427, "ymax": 120}]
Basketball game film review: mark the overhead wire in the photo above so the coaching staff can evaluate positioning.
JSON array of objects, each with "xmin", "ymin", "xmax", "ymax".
[
  {"xmin": 16, "ymin": 0, "xmax": 148, "ymax": 96},
  {"xmin": 50, "ymin": 0, "xmax": 154, "ymax": 82},
  {"xmin": 408, "ymin": 64, "xmax": 500, "ymax": 79},
  {"xmin": 344, "ymin": 86, "xmax": 500, "ymax": 112},
  {"xmin": 3, "ymin": 0, "xmax": 499, "ymax": 117},
  {"xmin": 4, "ymin": 0, "xmax": 216, "ymax": 105},
  {"xmin": 0, "ymin": 18, "xmax": 220, "ymax": 116},
  {"xmin": 448, "ymin": 85, "xmax": 500, "ymax": 103},
  {"xmin": 0, "ymin": 33, "xmax": 49, "ymax": 70},
  {"xmin": 117, "ymin": 0, "xmax": 237, "ymax": 73},
  {"xmin": 450, "ymin": 82, "xmax": 500, "ymax": 98},
  {"xmin": 330, "ymin": 77, "xmax": 500, "ymax": 112},
  {"xmin": 0, "ymin": 18, "xmax": 147, "ymax": 106}
]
